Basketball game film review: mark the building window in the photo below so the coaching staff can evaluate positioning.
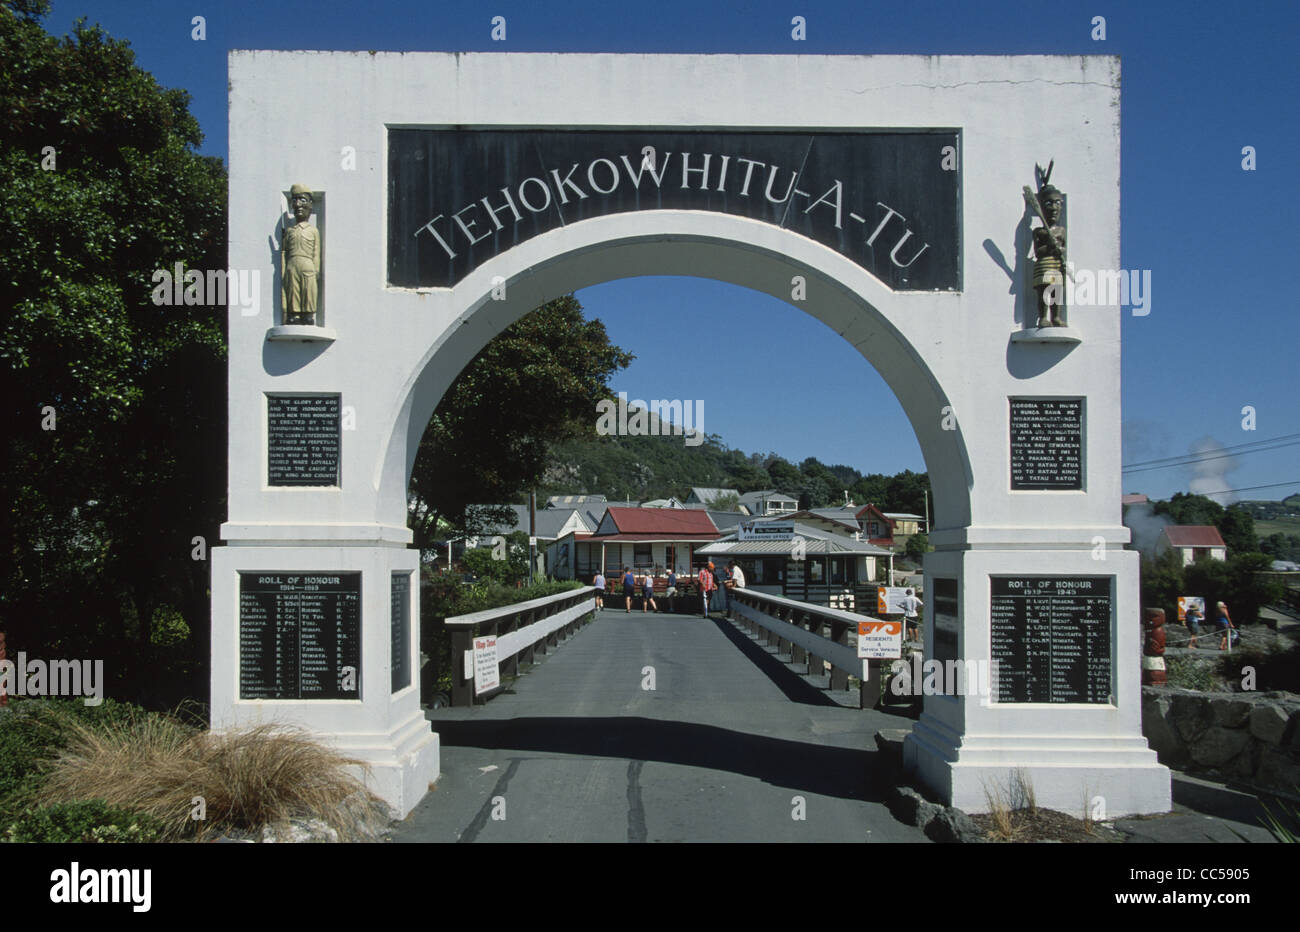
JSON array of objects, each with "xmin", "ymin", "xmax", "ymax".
[{"xmin": 634, "ymin": 543, "xmax": 652, "ymax": 567}]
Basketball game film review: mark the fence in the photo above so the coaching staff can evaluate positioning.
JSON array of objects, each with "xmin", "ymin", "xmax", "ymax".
[
  {"xmin": 729, "ymin": 587, "xmax": 888, "ymax": 709},
  {"xmin": 444, "ymin": 586, "xmax": 597, "ymax": 706}
]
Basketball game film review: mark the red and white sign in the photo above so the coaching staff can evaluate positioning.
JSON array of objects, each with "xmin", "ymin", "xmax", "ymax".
[
  {"xmin": 473, "ymin": 636, "xmax": 500, "ymax": 695},
  {"xmin": 857, "ymin": 619, "xmax": 903, "ymax": 659}
]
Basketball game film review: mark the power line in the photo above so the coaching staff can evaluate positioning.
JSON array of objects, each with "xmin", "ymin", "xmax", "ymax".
[
  {"xmin": 1187, "ymin": 479, "xmax": 1300, "ymax": 497},
  {"xmin": 1122, "ymin": 438, "xmax": 1300, "ymax": 474},
  {"xmin": 1122, "ymin": 432, "xmax": 1300, "ymax": 470}
]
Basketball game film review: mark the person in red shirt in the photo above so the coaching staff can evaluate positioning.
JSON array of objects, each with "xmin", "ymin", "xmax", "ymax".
[{"xmin": 698, "ymin": 564, "xmax": 715, "ymax": 617}]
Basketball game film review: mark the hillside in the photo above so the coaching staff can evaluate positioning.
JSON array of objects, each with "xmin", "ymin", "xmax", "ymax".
[{"xmin": 539, "ymin": 428, "xmax": 931, "ymax": 515}]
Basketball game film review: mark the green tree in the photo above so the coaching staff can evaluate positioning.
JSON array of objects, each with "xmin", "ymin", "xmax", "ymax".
[
  {"xmin": 904, "ymin": 533, "xmax": 929, "ymax": 559},
  {"xmin": 706, "ymin": 492, "xmax": 740, "ymax": 512},
  {"xmin": 1, "ymin": 2, "xmax": 226, "ymax": 701},
  {"xmin": 408, "ymin": 296, "xmax": 633, "ymax": 549},
  {"xmin": 1153, "ymin": 492, "xmax": 1224, "ymax": 528},
  {"xmin": 1139, "ymin": 550, "xmax": 1184, "ymax": 623},
  {"xmin": 1217, "ymin": 506, "xmax": 1258, "ymax": 555}
]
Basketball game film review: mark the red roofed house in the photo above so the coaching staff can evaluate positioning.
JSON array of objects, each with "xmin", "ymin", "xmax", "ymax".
[
  {"xmin": 558, "ymin": 506, "xmax": 720, "ymax": 581},
  {"xmin": 1156, "ymin": 526, "xmax": 1227, "ymax": 566}
]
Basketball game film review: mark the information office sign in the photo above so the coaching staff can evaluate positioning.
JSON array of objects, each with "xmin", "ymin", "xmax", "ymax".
[
  {"xmin": 739, "ymin": 520, "xmax": 795, "ymax": 541},
  {"xmin": 389, "ymin": 129, "xmax": 960, "ymax": 291},
  {"xmin": 989, "ymin": 576, "xmax": 1112, "ymax": 704},
  {"xmin": 239, "ymin": 573, "xmax": 361, "ymax": 699}
]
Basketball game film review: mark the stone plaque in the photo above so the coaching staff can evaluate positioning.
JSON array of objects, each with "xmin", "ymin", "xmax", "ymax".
[
  {"xmin": 931, "ymin": 577, "xmax": 959, "ymax": 665},
  {"xmin": 239, "ymin": 572, "xmax": 361, "ymax": 699},
  {"xmin": 1009, "ymin": 397, "xmax": 1083, "ymax": 490},
  {"xmin": 989, "ymin": 576, "xmax": 1112, "ymax": 704},
  {"xmin": 388, "ymin": 129, "xmax": 960, "ymax": 291},
  {"xmin": 267, "ymin": 394, "xmax": 341, "ymax": 486},
  {"xmin": 391, "ymin": 572, "xmax": 411, "ymax": 693}
]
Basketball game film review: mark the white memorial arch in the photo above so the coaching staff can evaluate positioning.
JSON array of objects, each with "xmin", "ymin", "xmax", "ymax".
[{"xmin": 216, "ymin": 51, "xmax": 1170, "ymax": 819}]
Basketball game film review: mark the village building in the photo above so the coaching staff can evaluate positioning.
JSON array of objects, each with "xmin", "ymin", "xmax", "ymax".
[
  {"xmin": 683, "ymin": 487, "xmax": 741, "ymax": 509},
  {"xmin": 1156, "ymin": 525, "xmax": 1228, "ymax": 565},
  {"xmin": 737, "ymin": 489, "xmax": 799, "ymax": 516},
  {"xmin": 696, "ymin": 519, "xmax": 893, "ymax": 611},
  {"xmin": 552, "ymin": 505, "xmax": 720, "ymax": 581}
]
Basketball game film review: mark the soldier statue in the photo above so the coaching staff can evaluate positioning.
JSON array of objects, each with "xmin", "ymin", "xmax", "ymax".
[
  {"xmin": 282, "ymin": 184, "xmax": 320, "ymax": 325},
  {"xmin": 1023, "ymin": 162, "xmax": 1067, "ymax": 328}
]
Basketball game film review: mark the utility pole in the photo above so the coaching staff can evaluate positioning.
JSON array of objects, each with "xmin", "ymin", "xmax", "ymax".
[{"xmin": 528, "ymin": 490, "xmax": 537, "ymax": 586}]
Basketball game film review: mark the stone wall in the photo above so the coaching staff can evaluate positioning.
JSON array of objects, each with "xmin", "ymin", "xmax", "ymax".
[{"xmin": 1142, "ymin": 686, "xmax": 1300, "ymax": 797}]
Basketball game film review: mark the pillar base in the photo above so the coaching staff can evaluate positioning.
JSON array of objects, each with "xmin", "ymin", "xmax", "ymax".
[{"xmin": 905, "ymin": 717, "xmax": 1171, "ymax": 818}]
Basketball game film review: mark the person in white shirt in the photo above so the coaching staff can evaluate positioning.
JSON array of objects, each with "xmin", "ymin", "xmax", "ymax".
[
  {"xmin": 725, "ymin": 561, "xmax": 746, "ymax": 619},
  {"xmin": 902, "ymin": 588, "xmax": 923, "ymax": 641}
]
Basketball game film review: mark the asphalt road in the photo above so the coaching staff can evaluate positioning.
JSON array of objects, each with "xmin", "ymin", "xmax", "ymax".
[{"xmin": 391, "ymin": 607, "xmax": 928, "ymax": 842}]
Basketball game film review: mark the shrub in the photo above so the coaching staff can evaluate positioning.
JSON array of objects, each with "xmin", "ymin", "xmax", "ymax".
[
  {"xmin": 37, "ymin": 717, "xmax": 388, "ymax": 842},
  {"xmin": 0, "ymin": 698, "xmax": 156, "ymax": 823},
  {"xmin": 3, "ymin": 800, "xmax": 164, "ymax": 844},
  {"xmin": 420, "ymin": 572, "xmax": 583, "ymax": 699}
]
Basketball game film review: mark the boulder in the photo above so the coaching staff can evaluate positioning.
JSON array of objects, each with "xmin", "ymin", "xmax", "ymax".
[
  {"xmin": 260, "ymin": 819, "xmax": 340, "ymax": 843},
  {"xmin": 925, "ymin": 807, "xmax": 987, "ymax": 843},
  {"xmin": 1210, "ymin": 696, "xmax": 1252, "ymax": 728},
  {"xmin": 1255, "ymin": 749, "xmax": 1300, "ymax": 795},
  {"xmin": 1169, "ymin": 691, "xmax": 1215, "ymax": 743},
  {"xmin": 1142, "ymin": 693, "xmax": 1188, "ymax": 767},
  {"xmin": 1188, "ymin": 726, "xmax": 1251, "ymax": 769},
  {"xmin": 1250, "ymin": 703, "xmax": 1290, "ymax": 746},
  {"xmin": 890, "ymin": 785, "xmax": 942, "ymax": 829}
]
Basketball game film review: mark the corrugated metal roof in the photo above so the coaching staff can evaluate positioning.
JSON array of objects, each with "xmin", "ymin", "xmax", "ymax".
[
  {"xmin": 698, "ymin": 521, "xmax": 893, "ymax": 556},
  {"xmin": 1163, "ymin": 525, "xmax": 1226, "ymax": 548},
  {"xmin": 598, "ymin": 506, "xmax": 719, "ymax": 536}
]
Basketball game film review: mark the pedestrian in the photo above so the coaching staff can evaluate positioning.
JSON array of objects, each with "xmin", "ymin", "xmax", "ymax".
[
  {"xmin": 902, "ymin": 588, "xmax": 924, "ymax": 642},
  {"xmin": 709, "ymin": 561, "xmax": 727, "ymax": 614},
  {"xmin": 1214, "ymin": 601, "xmax": 1236, "ymax": 651},
  {"xmin": 642, "ymin": 571, "xmax": 659, "ymax": 613},
  {"xmin": 592, "ymin": 571, "xmax": 605, "ymax": 610},
  {"xmin": 665, "ymin": 567, "xmax": 678, "ymax": 613},
  {"xmin": 698, "ymin": 563, "xmax": 715, "ymax": 617},
  {"xmin": 725, "ymin": 560, "xmax": 746, "ymax": 619},
  {"xmin": 622, "ymin": 566, "xmax": 636, "ymax": 613},
  {"xmin": 1183, "ymin": 601, "xmax": 1202, "ymax": 649}
]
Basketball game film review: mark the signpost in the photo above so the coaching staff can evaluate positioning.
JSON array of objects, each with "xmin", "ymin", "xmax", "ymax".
[
  {"xmin": 739, "ymin": 520, "xmax": 795, "ymax": 541},
  {"xmin": 473, "ymin": 636, "xmax": 500, "ymax": 696},
  {"xmin": 857, "ymin": 619, "xmax": 903, "ymax": 660}
]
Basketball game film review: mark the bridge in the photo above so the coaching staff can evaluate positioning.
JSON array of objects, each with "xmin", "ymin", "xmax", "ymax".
[{"xmin": 393, "ymin": 592, "xmax": 928, "ymax": 843}]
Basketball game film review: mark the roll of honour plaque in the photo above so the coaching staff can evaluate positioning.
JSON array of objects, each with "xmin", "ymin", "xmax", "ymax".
[
  {"xmin": 239, "ymin": 572, "xmax": 361, "ymax": 699},
  {"xmin": 391, "ymin": 572, "xmax": 411, "ymax": 693},
  {"xmin": 989, "ymin": 576, "xmax": 1112, "ymax": 704}
]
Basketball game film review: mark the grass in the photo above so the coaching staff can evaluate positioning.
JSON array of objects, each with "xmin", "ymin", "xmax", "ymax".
[
  {"xmin": 16, "ymin": 703, "xmax": 389, "ymax": 842},
  {"xmin": 981, "ymin": 770, "xmax": 1036, "ymax": 841}
]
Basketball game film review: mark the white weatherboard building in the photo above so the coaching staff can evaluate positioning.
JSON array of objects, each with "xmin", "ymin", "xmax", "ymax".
[{"xmin": 218, "ymin": 52, "xmax": 1167, "ymax": 818}]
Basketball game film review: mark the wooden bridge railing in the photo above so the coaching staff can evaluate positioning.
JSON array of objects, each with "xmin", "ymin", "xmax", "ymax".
[
  {"xmin": 444, "ymin": 586, "xmax": 597, "ymax": 706},
  {"xmin": 729, "ymin": 587, "xmax": 886, "ymax": 709}
]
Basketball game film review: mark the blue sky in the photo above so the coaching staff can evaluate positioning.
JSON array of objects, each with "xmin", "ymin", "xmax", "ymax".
[{"xmin": 40, "ymin": 0, "xmax": 1300, "ymax": 502}]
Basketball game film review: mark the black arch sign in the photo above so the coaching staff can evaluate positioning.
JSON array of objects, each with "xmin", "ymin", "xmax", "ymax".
[{"xmin": 387, "ymin": 129, "xmax": 960, "ymax": 291}]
